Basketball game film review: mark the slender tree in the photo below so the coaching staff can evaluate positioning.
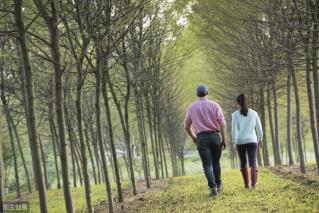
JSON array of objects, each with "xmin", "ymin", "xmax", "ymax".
[{"xmin": 14, "ymin": 0, "xmax": 48, "ymax": 211}]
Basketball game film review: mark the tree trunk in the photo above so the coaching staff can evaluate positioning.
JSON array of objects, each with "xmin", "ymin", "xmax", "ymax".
[
  {"xmin": 310, "ymin": 15, "xmax": 319, "ymax": 172},
  {"xmin": 153, "ymin": 112, "xmax": 160, "ymax": 177},
  {"xmin": 135, "ymin": 91, "xmax": 150, "ymax": 188},
  {"xmin": 32, "ymin": 0, "xmax": 76, "ymax": 208},
  {"xmin": 257, "ymin": 149, "xmax": 263, "ymax": 167},
  {"xmin": 306, "ymin": 52, "xmax": 319, "ymax": 172},
  {"xmin": 1, "ymin": 63, "xmax": 21, "ymax": 196},
  {"xmin": 0, "ymin": 97, "xmax": 3, "ymax": 212},
  {"xmin": 267, "ymin": 86, "xmax": 277, "ymax": 165},
  {"xmin": 106, "ymin": 64, "xmax": 137, "ymax": 195},
  {"xmin": 9, "ymin": 113, "xmax": 32, "ymax": 193},
  {"xmin": 145, "ymin": 96, "xmax": 159, "ymax": 179},
  {"xmin": 89, "ymin": 122, "xmax": 102, "ymax": 184},
  {"xmin": 38, "ymin": 135, "xmax": 48, "ymax": 189},
  {"xmin": 260, "ymin": 89, "xmax": 270, "ymax": 166},
  {"xmin": 95, "ymin": 45, "xmax": 113, "ymax": 212},
  {"xmin": 104, "ymin": 143, "xmax": 116, "ymax": 183},
  {"xmin": 291, "ymin": 62, "xmax": 306, "ymax": 173},
  {"xmin": 312, "ymin": 8, "xmax": 319, "ymax": 129},
  {"xmin": 123, "ymin": 154, "xmax": 130, "ymax": 180},
  {"xmin": 159, "ymin": 129, "xmax": 169, "ymax": 178},
  {"xmin": 101, "ymin": 67, "xmax": 123, "ymax": 202},
  {"xmin": 139, "ymin": 96, "xmax": 152, "ymax": 180},
  {"xmin": 75, "ymin": 72, "xmax": 93, "ymax": 212},
  {"xmin": 49, "ymin": 115, "xmax": 61, "ymax": 189},
  {"xmin": 272, "ymin": 81, "xmax": 282, "ymax": 165},
  {"xmin": 84, "ymin": 123, "xmax": 97, "ymax": 185},
  {"xmin": 1, "ymin": 102, "xmax": 21, "ymax": 197},
  {"xmin": 286, "ymin": 71, "xmax": 295, "ymax": 165},
  {"xmin": 179, "ymin": 155, "xmax": 185, "ymax": 175},
  {"xmin": 73, "ymin": 141, "xmax": 83, "ymax": 187},
  {"xmin": 14, "ymin": 1, "xmax": 48, "ymax": 211},
  {"xmin": 70, "ymin": 141, "xmax": 77, "ymax": 187}
]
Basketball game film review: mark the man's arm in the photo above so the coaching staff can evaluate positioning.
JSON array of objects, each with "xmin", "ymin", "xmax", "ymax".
[
  {"xmin": 184, "ymin": 109, "xmax": 196, "ymax": 144},
  {"xmin": 186, "ymin": 127, "xmax": 197, "ymax": 144},
  {"xmin": 216, "ymin": 103, "xmax": 227, "ymax": 150},
  {"xmin": 220, "ymin": 124, "xmax": 226, "ymax": 150}
]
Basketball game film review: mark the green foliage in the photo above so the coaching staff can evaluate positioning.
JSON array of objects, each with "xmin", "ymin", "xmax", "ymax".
[
  {"xmin": 8, "ymin": 182, "xmax": 128, "ymax": 213},
  {"xmin": 139, "ymin": 170, "xmax": 319, "ymax": 212}
]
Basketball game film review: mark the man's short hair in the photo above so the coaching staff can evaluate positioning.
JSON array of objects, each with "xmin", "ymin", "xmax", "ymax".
[{"xmin": 197, "ymin": 85, "xmax": 208, "ymax": 97}]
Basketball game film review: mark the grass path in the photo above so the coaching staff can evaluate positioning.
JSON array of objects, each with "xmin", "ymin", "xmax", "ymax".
[
  {"xmin": 8, "ymin": 183, "xmax": 129, "ymax": 212},
  {"xmin": 138, "ymin": 169, "xmax": 319, "ymax": 212}
]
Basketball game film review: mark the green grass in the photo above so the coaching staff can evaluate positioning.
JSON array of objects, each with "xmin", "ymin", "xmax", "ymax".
[
  {"xmin": 12, "ymin": 182, "xmax": 128, "ymax": 213},
  {"xmin": 139, "ymin": 169, "xmax": 319, "ymax": 212}
]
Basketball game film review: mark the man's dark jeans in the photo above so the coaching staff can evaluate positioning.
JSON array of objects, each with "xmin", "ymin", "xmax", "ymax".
[{"xmin": 196, "ymin": 132, "xmax": 222, "ymax": 188}]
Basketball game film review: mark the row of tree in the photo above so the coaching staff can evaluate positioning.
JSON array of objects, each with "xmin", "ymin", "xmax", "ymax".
[
  {"xmin": 191, "ymin": 0, "xmax": 319, "ymax": 173},
  {"xmin": 0, "ymin": 0, "xmax": 187, "ymax": 212}
]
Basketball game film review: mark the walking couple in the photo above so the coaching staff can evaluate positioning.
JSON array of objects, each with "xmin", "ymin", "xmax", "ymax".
[{"xmin": 184, "ymin": 85, "xmax": 263, "ymax": 197}]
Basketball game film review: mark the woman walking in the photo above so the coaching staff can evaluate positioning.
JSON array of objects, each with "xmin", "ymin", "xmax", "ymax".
[{"xmin": 232, "ymin": 94, "xmax": 263, "ymax": 189}]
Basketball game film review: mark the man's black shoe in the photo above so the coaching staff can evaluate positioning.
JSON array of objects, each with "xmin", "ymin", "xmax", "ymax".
[{"xmin": 210, "ymin": 187, "xmax": 218, "ymax": 197}]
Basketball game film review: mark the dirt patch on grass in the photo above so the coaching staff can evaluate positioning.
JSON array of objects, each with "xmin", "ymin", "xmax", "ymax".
[
  {"xmin": 269, "ymin": 165, "xmax": 319, "ymax": 188},
  {"xmin": 95, "ymin": 179, "xmax": 168, "ymax": 212}
]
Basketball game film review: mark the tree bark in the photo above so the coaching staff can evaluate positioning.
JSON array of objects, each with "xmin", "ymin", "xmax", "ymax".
[
  {"xmin": 9, "ymin": 113, "xmax": 32, "ymax": 193},
  {"xmin": 31, "ymin": 0, "xmax": 75, "ymax": 210},
  {"xmin": 159, "ymin": 128, "xmax": 169, "ymax": 178},
  {"xmin": 49, "ymin": 114, "xmax": 61, "ymax": 189},
  {"xmin": 95, "ymin": 44, "xmax": 114, "ymax": 212},
  {"xmin": 0, "ymin": 100, "xmax": 3, "ymax": 213},
  {"xmin": 306, "ymin": 51, "xmax": 319, "ymax": 173},
  {"xmin": 75, "ymin": 67, "xmax": 93, "ymax": 212},
  {"xmin": 286, "ymin": 71, "xmax": 295, "ymax": 165},
  {"xmin": 106, "ymin": 63, "xmax": 137, "ymax": 195},
  {"xmin": 311, "ymin": 4, "xmax": 319, "ymax": 136},
  {"xmin": 260, "ymin": 89, "xmax": 270, "ymax": 166},
  {"xmin": 310, "ymin": 9, "xmax": 319, "ymax": 172},
  {"xmin": 272, "ymin": 81, "xmax": 282, "ymax": 165},
  {"xmin": 101, "ymin": 66, "xmax": 123, "ymax": 202},
  {"xmin": 290, "ymin": 61, "xmax": 306, "ymax": 173},
  {"xmin": 38, "ymin": 135, "xmax": 48, "ymax": 189},
  {"xmin": 145, "ymin": 96, "xmax": 159, "ymax": 179},
  {"xmin": 89, "ymin": 121, "xmax": 102, "ymax": 184},
  {"xmin": 267, "ymin": 86, "xmax": 277, "ymax": 165},
  {"xmin": 1, "ymin": 100, "xmax": 21, "ymax": 197},
  {"xmin": 84, "ymin": 123, "xmax": 97, "ymax": 185},
  {"xmin": 135, "ymin": 91, "xmax": 150, "ymax": 188},
  {"xmin": 14, "ymin": 0, "xmax": 48, "ymax": 211}
]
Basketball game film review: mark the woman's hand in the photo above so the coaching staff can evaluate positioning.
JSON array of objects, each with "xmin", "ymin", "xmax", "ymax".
[
  {"xmin": 232, "ymin": 144, "xmax": 237, "ymax": 154},
  {"xmin": 258, "ymin": 141, "xmax": 263, "ymax": 148}
]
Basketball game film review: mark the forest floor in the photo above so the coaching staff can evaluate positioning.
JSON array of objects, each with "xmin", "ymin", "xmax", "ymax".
[
  {"xmin": 95, "ymin": 179, "xmax": 168, "ymax": 212},
  {"xmin": 269, "ymin": 164, "xmax": 319, "ymax": 189},
  {"xmin": 102, "ymin": 168, "xmax": 319, "ymax": 213},
  {"xmin": 8, "ymin": 166, "xmax": 319, "ymax": 212}
]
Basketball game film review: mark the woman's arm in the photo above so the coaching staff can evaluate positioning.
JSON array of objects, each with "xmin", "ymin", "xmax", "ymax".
[
  {"xmin": 255, "ymin": 112, "xmax": 263, "ymax": 142},
  {"xmin": 232, "ymin": 113, "xmax": 239, "ymax": 153},
  {"xmin": 231, "ymin": 113, "xmax": 238, "ymax": 144}
]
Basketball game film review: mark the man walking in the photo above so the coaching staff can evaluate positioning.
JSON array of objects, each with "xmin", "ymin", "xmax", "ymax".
[{"xmin": 184, "ymin": 85, "xmax": 227, "ymax": 197}]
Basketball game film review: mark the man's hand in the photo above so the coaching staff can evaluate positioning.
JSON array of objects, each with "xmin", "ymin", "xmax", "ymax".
[
  {"xmin": 221, "ymin": 141, "xmax": 226, "ymax": 150},
  {"xmin": 220, "ymin": 125, "xmax": 227, "ymax": 151},
  {"xmin": 192, "ymin": 137, "xmax": 197, "ymax": 144},
  {"xmin": 186, "ymin": 126, "xmax": 197, "ymax": 145}
]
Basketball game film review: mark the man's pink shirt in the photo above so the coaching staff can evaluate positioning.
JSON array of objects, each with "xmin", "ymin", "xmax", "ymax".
[{"xmin": 184, "ymin": 97, "xmax": 226, "ymax": 134}]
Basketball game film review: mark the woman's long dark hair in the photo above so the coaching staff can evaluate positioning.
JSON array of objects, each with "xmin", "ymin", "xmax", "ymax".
[{"xmin": 237, "ymin": 93, "xmax": 248, "ymax": 116}]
